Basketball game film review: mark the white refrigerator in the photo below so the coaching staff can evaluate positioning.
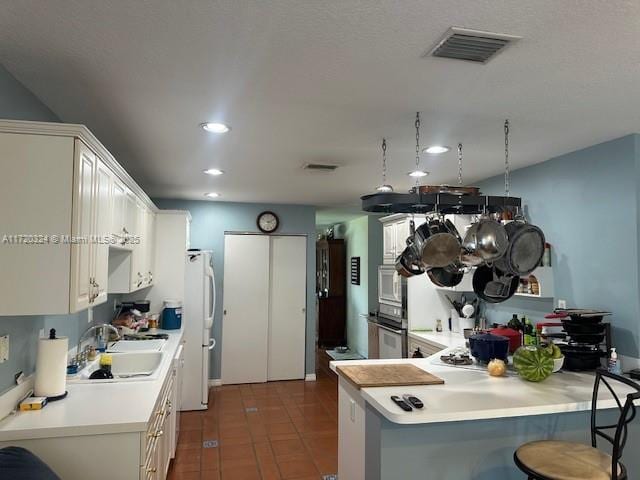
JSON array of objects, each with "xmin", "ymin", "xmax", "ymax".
[{"xmin": 181, "ymin": 251, "xmax": 215, "ymax": 410}]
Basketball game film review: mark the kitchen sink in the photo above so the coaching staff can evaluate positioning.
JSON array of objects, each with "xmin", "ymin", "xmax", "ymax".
[
  {"xmin": 107, "ymin": 339, "xmax": 166, "ymax": 353},
  {"xmin": 67, "ymin": 351, "xmax": 163, "ymax": 383}
]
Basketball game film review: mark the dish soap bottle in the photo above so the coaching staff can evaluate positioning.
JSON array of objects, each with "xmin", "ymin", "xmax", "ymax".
[
  {"xmin": 89, "ymin": 354, "xmax": 114, "ymax": 380},
  {"xmin": 608, "ymin": 348, "xmax": 622, "ymax": 375}
]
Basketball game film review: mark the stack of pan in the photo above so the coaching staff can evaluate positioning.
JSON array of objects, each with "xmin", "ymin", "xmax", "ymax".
[
  {"xmin": 555, "ymin": 309, "xmax": 610, "ymax": 371},
  {"xmin": 395, "ymin": 212, "xmax": 546, "ymax": 305}
]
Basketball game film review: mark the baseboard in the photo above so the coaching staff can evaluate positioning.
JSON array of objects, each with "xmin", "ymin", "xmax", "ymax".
[
  {"xmin": 305, "ymin": 374, "xmax": 317, "ymax": 382},
  {"xmin": 208, "ymin": 379, "xmax": 222, "ymax": 387}
]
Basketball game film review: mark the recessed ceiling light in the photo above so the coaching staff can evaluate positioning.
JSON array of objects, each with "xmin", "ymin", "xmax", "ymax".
[
  {"xmin": 203, "ymin": 168, "xmax": 224, "ymax": 176},
  {"xmin": 201, "ymin": 122, "xmax": 231, "ymax": 133},
  {"xmin": 423, "ymin": 145, "xmax": 450, "ymax": 154},
  {"xmin": 204, "ymin": 192, "xmax": 220, "ymax": 198},
  {"xmin": 408, "ymin": 170, "xmax": 429, "ymax": 178}
]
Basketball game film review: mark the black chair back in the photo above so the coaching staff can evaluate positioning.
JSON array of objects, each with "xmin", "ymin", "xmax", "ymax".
[{"xmin": 590, "ymin": 368, "xmax": 640, "ymax": 480}]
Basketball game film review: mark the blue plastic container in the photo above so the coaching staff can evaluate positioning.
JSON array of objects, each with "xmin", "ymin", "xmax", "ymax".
[{"xmin": 162, "ymin": 300, "xmax": 182, "ymax": 330}]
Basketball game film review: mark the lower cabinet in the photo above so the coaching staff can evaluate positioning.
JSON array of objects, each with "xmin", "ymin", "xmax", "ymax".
[
  {"xmin": 338, "ymin": 378, "xmax": 366, "ymax": 480},
  {"xmin": 0, "ymin": 351, "xmax": 183, "ymax": 480},
  {"xmin": 142, "ymin": 354, "xmax": 180, "ymax": 479}
]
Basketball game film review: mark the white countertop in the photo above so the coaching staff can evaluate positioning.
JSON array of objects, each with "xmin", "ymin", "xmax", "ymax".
[
  {"xmin": 408, "ymin": 330, "xmax": 466, "ymax": 349},
  {"xmin": 331, "ymin": 347, "xmax": 635, "ymax": 425},
  {"xmin": 0, "ymin": 329, "xmax": 183, "ymax": 441}
]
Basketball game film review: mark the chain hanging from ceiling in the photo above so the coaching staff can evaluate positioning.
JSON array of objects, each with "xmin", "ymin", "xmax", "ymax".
[
  {"xmin": 413, "ymin": 112, "xmax": 423, "ymax": 185},
  {"xmin": 375, "ymin": 138, "xmax": 393, "ymax": 192},
  {"xmin": 457, "ymin": 143, "xmax": 464, "ymax": 185},
  {"xmin": 504, "ymin": 119, "xmax": 510, "ymax": 197}
]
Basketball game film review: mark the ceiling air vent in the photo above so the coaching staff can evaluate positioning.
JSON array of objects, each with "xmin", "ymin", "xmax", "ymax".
[
  {"xmin": 427, "ymin": 27, "xmax": 521, "ymax": 63},
  {"xmin": 303, "ymin": 163, "xmax": 339, "ymax": 172}
]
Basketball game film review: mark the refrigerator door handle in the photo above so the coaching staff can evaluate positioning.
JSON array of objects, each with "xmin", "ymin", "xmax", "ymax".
[{"xmin": 208, "ymin": 338, "xmax": 216, "ymax": 350}]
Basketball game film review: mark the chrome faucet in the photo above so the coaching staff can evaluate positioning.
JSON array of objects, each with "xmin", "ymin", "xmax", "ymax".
[{"xmin": 75, "ymin": 324, "xmax": 121, "ymax": 367}]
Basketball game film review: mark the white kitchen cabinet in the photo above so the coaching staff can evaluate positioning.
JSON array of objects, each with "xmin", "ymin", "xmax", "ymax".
[
  {"xmin": 380, "ymin": 214, "xmax": 426, "ymax": 264},
  {"xmin": 338, "ymin": 378, "xmax": 366, "ymax": 480},
  {"xmin": 69, "ymin": 140, "xmax": 97, "ymax": 312},
  {"xmin": 170, "ymin": 344, "xmax": 184, "ymax": 458},
  {"xmin": 0, "ymin": 121, "xmax": 157, "ymax": 315},
  {"xmin": 92, "ymin": 158, "xmax": 112, "ymax": 305}
]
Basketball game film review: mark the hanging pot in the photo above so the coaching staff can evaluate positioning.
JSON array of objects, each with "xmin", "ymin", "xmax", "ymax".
[
  {"xmin": 461, "ymin": 218, "xmax": 509, "ymax": 266},
  {"xmin": 494, "ymin": 219, "xmax": 545, "ymax": 276},
  {"xmin": 395, "ymin": 220, "xmax": 426, "ymax": 277},
  {"xmin": 395, "ymin": 247, "xmax": 425, "ymax": 278},
  {"xmin": 418, "ymin": 218, "xmax": 462, "ymax": 268},
  {"xmin": 427, "ymin": 262, "xmax": 464, "ymax": 288},
  {"xmin": 472, "ymin": 265, "xmax": 519, "ymax": 303}
]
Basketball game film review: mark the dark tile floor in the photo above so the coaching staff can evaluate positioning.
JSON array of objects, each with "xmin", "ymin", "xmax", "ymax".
[{"xmin": 168, "ymin": 355, "xmax": 338, "ymax": 480}]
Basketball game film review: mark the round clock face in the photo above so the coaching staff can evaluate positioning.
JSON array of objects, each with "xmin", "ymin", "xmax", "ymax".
[{"xmin": 257, "ymin": 211, "xmax": 279, "ymax": 233}]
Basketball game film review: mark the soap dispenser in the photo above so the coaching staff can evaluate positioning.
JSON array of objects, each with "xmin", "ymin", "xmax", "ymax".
[{"xmin": 608, "ymin": 348, "xmax": 622, "ymax": 375}]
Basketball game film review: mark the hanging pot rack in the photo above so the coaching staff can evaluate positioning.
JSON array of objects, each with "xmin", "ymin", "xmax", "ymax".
[
  {"xmin": 361, "ymin": 190, "xmax": 521, "ymax": 215},
  {"xmin": 363, "ymin": 117, "xmax": 521, "ymax": 215}
]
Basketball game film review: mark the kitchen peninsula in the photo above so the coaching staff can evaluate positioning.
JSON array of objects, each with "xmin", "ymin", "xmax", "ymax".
[{"xmin": 332, "ymin": 349, "xmax": 640, "ymax": 480}]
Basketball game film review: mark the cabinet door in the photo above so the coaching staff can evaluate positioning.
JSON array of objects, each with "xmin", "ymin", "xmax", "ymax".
[
  {"xmin": 338, "ymin": 379, "xmax": 366, "ymax": 480},
  {"xmin": 394, "ymin": 218, "xmax": 410, "ymax": 258},
  {"xmin": 382, "ymin": 222, "xmax": 396, "ymax": 263},
  {"xmin": 110, "ymin": 177, "xmax": 127, "ymax": 244},
  {"xmin": 129, "ymin": 199, "xmax": 145, "ymax": 291},
  {"xmin": 70, "ymin": 139, "xmax": 96, "ymax": 312},
  {"xmin": 146, "ymin": 210, "xmax": 156, "ymax": 286},
  {"xmin": 92, "ymin": 159, "xmax": 111, "ymax": 306}
]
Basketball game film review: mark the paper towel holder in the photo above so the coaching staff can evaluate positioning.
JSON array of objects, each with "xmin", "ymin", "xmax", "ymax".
[{"xmin": 43, "ymin": 329, "xmax": 68, "ymax": 402}]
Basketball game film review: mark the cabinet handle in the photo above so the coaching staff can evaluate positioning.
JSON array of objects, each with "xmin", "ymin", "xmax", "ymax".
[{"xmin": 146, "ymin": 467, "xmax": 157, "ymax": 473}]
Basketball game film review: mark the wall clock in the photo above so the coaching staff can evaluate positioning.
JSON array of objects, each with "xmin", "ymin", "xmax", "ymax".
[{"xmin": 257, "ymin": 211, "xmax": 279, "ymax": 233}]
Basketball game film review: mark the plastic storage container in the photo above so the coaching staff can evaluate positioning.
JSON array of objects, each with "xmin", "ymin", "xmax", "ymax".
[{"xmin": 162, "ymin": 300, "xmax": 182, "ymax": 330}]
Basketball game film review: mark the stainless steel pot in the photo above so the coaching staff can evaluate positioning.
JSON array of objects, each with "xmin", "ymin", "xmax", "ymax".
[
  {"xmin": 418, "ymin": 218, "xmax": 461, "ymax": 268},
  {"xmin": 494, "ymin": 219, "xmax": 545, "ymax": 276},
  {"xmin": 461, "ymin": 218, "xmax": 509, "ymax": 266}
]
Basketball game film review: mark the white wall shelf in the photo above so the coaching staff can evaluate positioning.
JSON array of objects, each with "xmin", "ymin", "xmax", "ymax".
[{"xmin": 513, "ymin": 266, "xmax": 554, "ymax": 299}]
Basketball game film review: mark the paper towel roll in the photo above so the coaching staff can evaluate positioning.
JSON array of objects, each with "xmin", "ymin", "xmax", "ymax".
[{"xmin": 34, "ymin": 330, "xmax": 68, "ymax": 398}]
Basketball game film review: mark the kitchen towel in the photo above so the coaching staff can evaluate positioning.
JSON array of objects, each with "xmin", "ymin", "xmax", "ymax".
[{"xmin": 34, "ymin": 330, "xmax": 68, "ymax": 398}]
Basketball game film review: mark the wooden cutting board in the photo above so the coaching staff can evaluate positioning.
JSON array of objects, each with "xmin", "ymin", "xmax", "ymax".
[{"xmin": 336, "ymin": 363, "xmax": 444, "ymax": 389}]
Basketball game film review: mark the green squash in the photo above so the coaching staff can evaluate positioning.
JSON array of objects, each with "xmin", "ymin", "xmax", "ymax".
[{"xmin": 513, "ymin": 345, "xmax": 554, "ymax": 382}]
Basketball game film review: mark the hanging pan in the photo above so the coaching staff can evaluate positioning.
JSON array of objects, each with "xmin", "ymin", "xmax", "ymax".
[
  {"xmin": 472, "ymin": 265, "xmax": 519, "ymax": 303},
  {"xmin": 427, "ymin": 262, "xmax": 464, "ymax": 288},
  {"xmin": 418, "ymin": 217, "xmax": 462, "ymax": 268},
  {"xmin": 494, "ymin": 217, "xmax": 545, "ymax": 276},
  {"xmin": 461, "ymin": 216, "xmax": 509, "ymax": 266},
  {"xmin": 395, "ymin": 220, "xmax": 426, "ymax": 277}
]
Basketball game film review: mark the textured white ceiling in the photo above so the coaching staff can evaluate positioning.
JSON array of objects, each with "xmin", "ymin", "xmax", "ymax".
[{"xmin": 2, "ymin": 1, "xmax": 640, "ymax": 208}]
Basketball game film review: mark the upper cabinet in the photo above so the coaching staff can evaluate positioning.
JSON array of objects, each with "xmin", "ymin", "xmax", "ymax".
[
  {"xmin": 0, "ymin": 121, "xmax": 157, "ymax": 316},
  {"xmin": 380, "ymin": 214, "xmax": 426, "ymax": 264}
]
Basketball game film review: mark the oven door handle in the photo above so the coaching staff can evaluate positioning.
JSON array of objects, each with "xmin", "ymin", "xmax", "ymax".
[{"xmin": 376, "ymin": 323, "xmax": 403, "ymax": 335}]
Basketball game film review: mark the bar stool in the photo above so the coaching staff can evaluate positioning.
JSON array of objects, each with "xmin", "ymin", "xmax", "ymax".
[{"xmin": 514, "ymin": 368, "xmax": 640, "ymax": 480}]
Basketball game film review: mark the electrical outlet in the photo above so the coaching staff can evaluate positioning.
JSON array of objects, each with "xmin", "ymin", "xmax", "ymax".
[
  {"xmin": 0, "ymin": 335, "xmax": 9, "ymax": 363},
  {"xmin": 558, "ymin": 299, "xmax": 567, "ymax": 309}
]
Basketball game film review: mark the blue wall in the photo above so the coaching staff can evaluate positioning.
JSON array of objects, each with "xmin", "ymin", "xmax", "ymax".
[
  {"xmin": 334, "ymin": 216, "xmax": 384, "ymax": 358},
  {"xmin": 478, "ymin": 135, "xmax": 640, "ymax": 358},
  {"xmin": 153, "ymin": 199, "xmax": 317, "ymax": 378},
  {"xmin": 0, "ymin": 64, "xmax": 119, "ymax": 393}
]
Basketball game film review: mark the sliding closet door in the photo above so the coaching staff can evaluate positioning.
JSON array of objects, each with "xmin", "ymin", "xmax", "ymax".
[
  {"xmin": 221, "ymin": 234, "xmax": 270, "ymax": 384},
  {"xmin": 268, "ymin": 236, "xmax": 307, "ymax": 381}
]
